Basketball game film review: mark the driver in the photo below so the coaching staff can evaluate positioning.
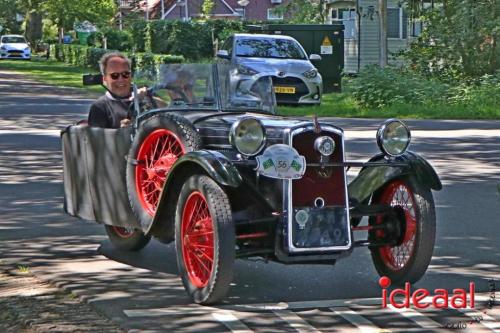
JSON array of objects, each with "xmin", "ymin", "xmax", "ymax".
[
  {"xmin": 88, "ymin": 52, "xmax": 165, "ymax": 128},
  {"xmin": 88, "ymin": 52, "xmax": 134, "ymax": 128}
]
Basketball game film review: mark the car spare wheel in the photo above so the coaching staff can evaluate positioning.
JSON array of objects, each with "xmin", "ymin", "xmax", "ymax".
[
  {"xmin": 175, "ymin": 175, "xmax": 235, "ymax": 304},
  {"xmin": 104, "ymin": 225, "xmax": 151, "ymax": 251},
  {"xmin": 126, "ymin": 115, "xmax": 201, "ymax": 228},
  {"xmin": 368, "ymin": 177, "xmax": 436, "ymax": 285}
]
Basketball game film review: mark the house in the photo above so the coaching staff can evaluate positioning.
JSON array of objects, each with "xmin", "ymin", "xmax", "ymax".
[
  {"xmin": 326, "ymin": 0, "xmax": 421, "ymax": 73},
  {"xmin": 127, "ymin": 0, "xmax": 291, "ymax": 21}
]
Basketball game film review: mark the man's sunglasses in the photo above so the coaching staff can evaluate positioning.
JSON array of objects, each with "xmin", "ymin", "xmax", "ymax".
[{"xmin": 108, "ymin": 71, "xmax": 131, "ymax": 80}]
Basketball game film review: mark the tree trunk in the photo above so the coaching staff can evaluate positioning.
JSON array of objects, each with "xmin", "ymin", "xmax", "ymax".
[
  {"xmin": 58, "ymin": 27, "xmax": 64, "ymax": 44},
  {"xmin": 25, "ymin": 11, "xmax": 43, "ymax": 47}
]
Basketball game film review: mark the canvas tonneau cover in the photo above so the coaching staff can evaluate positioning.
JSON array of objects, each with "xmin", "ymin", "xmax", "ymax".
[{"xmin": 61, "ymin": 125, "xmax": 139, "ymax": 228}]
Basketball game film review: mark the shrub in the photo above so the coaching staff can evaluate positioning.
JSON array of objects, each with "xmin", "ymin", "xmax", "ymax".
[
  {"xmin": 87, "ymin": 29, "xmax": 132, "ymax": 51},
  {"xmin": 349, "ymin": 65, "xmax": 450, "ymax": 108}
]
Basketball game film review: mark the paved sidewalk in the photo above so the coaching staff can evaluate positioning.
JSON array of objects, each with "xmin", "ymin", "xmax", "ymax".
[{"xmin": 0, "ymin": 267, "xmax": 124, "ymax": 332}]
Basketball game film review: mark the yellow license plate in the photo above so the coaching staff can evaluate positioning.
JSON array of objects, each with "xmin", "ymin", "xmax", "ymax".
[{"xmin": 274, "ymin": 86, "xmax": 296, "ymax": 94}]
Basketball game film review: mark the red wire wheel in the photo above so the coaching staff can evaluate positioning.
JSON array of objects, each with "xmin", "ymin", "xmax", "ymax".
[
  {"xmin": 181, "ymin": 191, "xmax": 215, "ymax": 288},
  {"xmin": 126, "ymin": 115, "xmax": 201, "ymax": 232},
  {"xmin": 135, "ymin": 129, "xmax": 185, "ymax": 216},
  {"xmin": 175, "ymin": 175, "xmax": 235, "ymax": 304},
  {"xmin": 376, "ymin": 180, "xmax": 417, "ymax": 271},
  {"xmin": 369, "ymin": 177, "xmax": 436, "ymax": 284}
]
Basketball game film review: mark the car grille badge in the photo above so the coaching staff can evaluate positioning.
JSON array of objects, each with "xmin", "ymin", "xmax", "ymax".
[{"xmin": 255, "ymin": 144, "xmax": 306, "ymax": 179}]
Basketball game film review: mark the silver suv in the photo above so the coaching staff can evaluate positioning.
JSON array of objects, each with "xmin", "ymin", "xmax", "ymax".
[{"xmin": 217, "ymin": 33, "xmax": 322, "ymax": 105}]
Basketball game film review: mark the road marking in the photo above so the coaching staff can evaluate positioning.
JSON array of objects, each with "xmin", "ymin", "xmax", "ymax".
[
  {"xmin": 224, "ymin": 297, "xmax": 380, "ymax": 312},
  {"xmin": 124, "ymin": 293, "xmax": 495, "ymax": 316},
  {"xmin": 387, "ymin": 305, "xmax": 441, "ymax": 329},
  {"xmin": 273, "ymin": 309, "xmax": 322, "ymax": 333},
  {"xmin": 124, "ymin": 305, "xmax": 212, "ymax": 317},
  {"xmin": 212, "ymin": 310, "xmax": 253, "ymax": 333},
  {"xmin": 331, "ymin": 307, "xmax": 387, "ymax": 333}
]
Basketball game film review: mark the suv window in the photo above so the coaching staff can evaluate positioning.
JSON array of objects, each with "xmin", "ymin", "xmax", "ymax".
[
  {"xmin": 235, "ymin": 38, "xmax": 306, "ymax": 60},
  {"xmin": 1, "ymin": 36, "xmax": 27, "ymax": 43}
]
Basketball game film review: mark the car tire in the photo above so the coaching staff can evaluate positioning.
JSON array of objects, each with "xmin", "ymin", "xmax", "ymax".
[
  {"xmin": 126, "ymin": 114, "xmax": 201, "ymax": 228},
  {"xmin": 369, "ymin": 176, "xmax": 436, "ymax": 285},
  {"xmin": 175, "ymin": 175, "xmax": 235, "ymax": 304},
  {"xmin": 104, "ymin": 225, "xmax": 151, "ymax": 251}
]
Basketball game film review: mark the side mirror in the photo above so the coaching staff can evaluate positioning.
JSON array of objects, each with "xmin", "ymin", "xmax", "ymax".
[
  {"xmin": 216, "ymin": 50, "xmax": 230, "ymax": 59},
  {"xmin": 309, "ymin": 54, "xmax": 322, "ymax": 62},
  {"xmin": 83, "ymin": 73, "xmax": 103, "ymax": 86}
]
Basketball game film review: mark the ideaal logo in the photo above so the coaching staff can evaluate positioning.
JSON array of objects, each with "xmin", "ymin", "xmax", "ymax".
[
  {"xmin": 379, "ymin": 276, "xmax": 475, "ymax": 309},
  {"xmin": 379, "ymin": 277, "xmax": 496, "ymax": 330}
]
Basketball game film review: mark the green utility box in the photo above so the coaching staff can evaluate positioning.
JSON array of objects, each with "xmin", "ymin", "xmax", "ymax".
[
  {"xmin": 77, "ymin": 31, "xmax": 91, "ymax": 45},
  {"xmin": 247, "ymin": 24, "xmax": 344, "ymax": 93}
]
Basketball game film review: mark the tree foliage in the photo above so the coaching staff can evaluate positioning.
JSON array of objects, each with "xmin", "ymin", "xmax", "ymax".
[
  {"xmin": 43, "ymin": 0, "xmax": 116, "ymax": 32},
  {"xmin": 401, "ymin": 0, "xmax": 499, "ymax": 80},
  {"xmin": 201, "ymin": 0, "xmax": 215, "ymax": 19},
  {"xmin": 276, "ymin": 0, "xmax": 328, "ymax": 23},
  {"xmin": 0, "ymin": 0, "xmax": 22, "ymax": 34}
]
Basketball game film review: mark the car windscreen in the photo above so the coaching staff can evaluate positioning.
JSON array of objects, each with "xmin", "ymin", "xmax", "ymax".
[
  {"xmin": 134, "ymin": 63, "xmax": 217, "ymax": 112},
  {"xmin": 235, "ymin": 38, "xmax": 306, "ymax": 60},
  {"xmin": 1, "ymin": 36, "xmax": 26, "ymax": 43},
  {"xmin": 133, "ymin": 63, "xmax": 276, "ymax": 114}
]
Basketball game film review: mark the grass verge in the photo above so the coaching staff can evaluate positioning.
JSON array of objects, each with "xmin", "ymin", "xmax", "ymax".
[
  {"xmin": 1, "ymin": 58, "xmax": 498, "ymax": 119},
  {"xmin": 0, "ymin": 57, "xmax": 102, "ymax": 94}
]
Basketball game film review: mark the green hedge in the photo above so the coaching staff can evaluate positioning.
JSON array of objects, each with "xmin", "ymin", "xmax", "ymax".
[
  {"xmin": 129, "ymin": 20, "xmax": 246, "ymax": 60},
  {"xmin": 49, "ymin": 44, "xmax": 184, "ymax": 72}
]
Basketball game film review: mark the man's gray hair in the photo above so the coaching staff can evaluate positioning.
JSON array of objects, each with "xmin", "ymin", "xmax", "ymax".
[{"xmin": 99, "ymin": 52, "xmax": 131, "ymax": 75}]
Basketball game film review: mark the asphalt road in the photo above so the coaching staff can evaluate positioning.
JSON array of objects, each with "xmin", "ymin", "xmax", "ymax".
[{"xmin": 0, "ymin": 70, "xmax": 499, "ymax": 333}]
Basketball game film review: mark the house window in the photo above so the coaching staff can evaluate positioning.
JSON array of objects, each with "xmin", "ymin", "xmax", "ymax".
[
  {"xmin": 387, "ymin": 8, "xmax": 408, "ymax": 39},
  {"xmin": 411, "ymin": 21, "xmax": 423, "ymax": 37},
  {"xmin": 331, "ymin": 8, "xmax": 356, "ymax": 39},
  {"xmin": 267, "ymin": 8, "xmax": 283, "ymax": 20}
]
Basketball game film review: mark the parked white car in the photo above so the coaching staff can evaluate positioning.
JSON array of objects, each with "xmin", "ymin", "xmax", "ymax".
[
  {"xmin": 0, "ymin": 35, "xmax": 31, "ymax": 60},
  {"xmin": 217, "ymin": 34, "xmax": 323, "ymax": 105}
]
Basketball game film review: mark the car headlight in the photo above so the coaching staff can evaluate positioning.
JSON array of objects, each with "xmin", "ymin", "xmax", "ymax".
[
  {"xmin": 0, "ymin": 46, "xmax": 7, "ymax": 51},
  {"xmin": 229, "ymin": 117, "xmax": 266, "ymax": 156},
  {"xmin": 24, "ymin": 47, "xmax": 30, "ymax": 52},
  {"xmin": 376, "ymin": 119, "xmax": 411, "ymax": 157},
  {"xmin": 303, "ymin": 68, "xmax": 318, "ymax": 79},
  {"xmin": 237, "ymin": 64, "xmax": 259, "ymax": 76}
]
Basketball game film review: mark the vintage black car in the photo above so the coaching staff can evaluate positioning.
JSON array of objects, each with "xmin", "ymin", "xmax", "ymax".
[{"xmin": 62, "ymin": 63, "xmax": 441, "ymax": 304}]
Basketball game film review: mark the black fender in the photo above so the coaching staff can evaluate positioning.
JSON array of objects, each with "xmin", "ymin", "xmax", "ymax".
[
  {"xmin": 348, "ymin": 151, "xmax": 442, "ymax": 204},
  {"xmin": 146, "ymin": 150, "xmax": 242, "ymax": 236}
]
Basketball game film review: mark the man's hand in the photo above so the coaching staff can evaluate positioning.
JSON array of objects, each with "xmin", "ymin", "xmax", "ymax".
[{"xmin": 120, "ymin": 118, "xmax": 131, "ymax": 127}]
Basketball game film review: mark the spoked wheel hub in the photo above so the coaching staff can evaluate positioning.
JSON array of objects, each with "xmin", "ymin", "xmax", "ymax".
[
  {"xmin": 135, "ymin": 129, "xmax": 185, "ymax": 216},
  {"xmin": 375, "ymin": 181, "xmax": 417, "ymax": 271},
  {"xmin": 380, "ymin": 206, "xmax": 406, "ymax": 246}
]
